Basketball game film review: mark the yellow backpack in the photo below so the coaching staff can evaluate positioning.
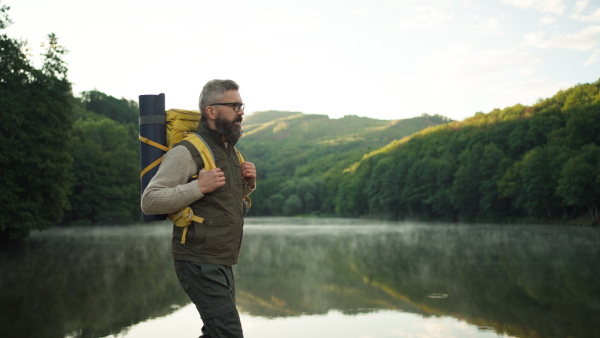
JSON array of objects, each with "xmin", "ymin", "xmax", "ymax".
[
  {"xmin": 140, "ymin": 109, "xmax": 202, "ymax": 177},
  {"xmin": 139, "ymin": 109, "xmax": 250, "ymax": 244}
]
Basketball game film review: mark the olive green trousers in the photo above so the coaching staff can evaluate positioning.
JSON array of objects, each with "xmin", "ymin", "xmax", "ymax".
[{"xmin": 174, "ymin": 260, "xmax": 244, "ymax": 337}]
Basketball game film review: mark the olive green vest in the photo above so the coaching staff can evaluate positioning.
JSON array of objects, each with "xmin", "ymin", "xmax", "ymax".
[{"xmin": 170, "ymin": 121, "xmax": 245, "ymax": 266}]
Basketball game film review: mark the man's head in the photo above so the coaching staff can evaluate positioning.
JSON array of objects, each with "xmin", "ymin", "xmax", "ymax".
[
  {"xmin": 199, "ymin": 79, "xmax": 240, "ymax": 116},
  {"xmin": 199, "ymin": 79, "xmax": 245, "ymax": 143}
]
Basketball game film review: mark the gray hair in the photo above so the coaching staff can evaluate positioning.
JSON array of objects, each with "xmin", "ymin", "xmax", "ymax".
[{"xmin": 198, "ymin": 79, "xmax": 239, "ymax": 119}]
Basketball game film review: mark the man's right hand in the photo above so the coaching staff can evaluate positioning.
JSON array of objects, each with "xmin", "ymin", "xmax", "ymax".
[{"xmin": 197, "ymin": 168, "xmax": 226, "ymax": 194}]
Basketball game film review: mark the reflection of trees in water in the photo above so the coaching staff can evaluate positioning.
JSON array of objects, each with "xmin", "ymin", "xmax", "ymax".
[
  {"xmin": 0, "ymin": 223, "xmax": 598, "ymax": 338},
  {"xmin": 0, "ymin": 225, "xmax": 189, "ymax": 338},
  {"xmin": 237, "ymin": 224, "xmax": 600, "ymax": 338}
]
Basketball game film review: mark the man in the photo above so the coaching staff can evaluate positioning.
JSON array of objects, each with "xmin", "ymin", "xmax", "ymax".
[{"xmin": 141, "ymin": 79, "xmax": 256, "ymax": 337}]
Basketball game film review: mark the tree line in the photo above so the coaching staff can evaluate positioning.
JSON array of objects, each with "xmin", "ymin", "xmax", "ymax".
[
  {"xmin": 239, "ymin": 82, "xmax": 599, "ymax": 226},
  {"xmin": 332, "ymin": 83, "xmax": 600, "ymax": 224},
  {"xmin": 0, "ymin": 3, "xmax": 140, "ymax": 240}
]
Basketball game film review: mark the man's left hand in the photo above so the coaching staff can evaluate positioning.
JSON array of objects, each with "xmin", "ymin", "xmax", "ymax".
[{"xmin": 241, "ymin": 161, "xmax": 257, "ymax": 189}]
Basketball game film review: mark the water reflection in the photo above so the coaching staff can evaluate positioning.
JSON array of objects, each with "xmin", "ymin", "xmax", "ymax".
[
  {"xmin": 0, "ymin": 225, "xmax": 189, "ymax": 338},
  {"xmin": 238, "ymin": 219, "xmax": 600, "ymax": 338},
  {"xmin": 112, "ymin": 305, "xmax": 509, "ymax": 338},
  {"xmin": 0, "ymin": 219, "xmax": 598, "ymax": 338}
]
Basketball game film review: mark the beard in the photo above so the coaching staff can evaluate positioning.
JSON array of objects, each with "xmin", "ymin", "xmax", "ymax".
[{"xmin": 215, "ymin": 113, "xmax": 243, "ymax": 143}]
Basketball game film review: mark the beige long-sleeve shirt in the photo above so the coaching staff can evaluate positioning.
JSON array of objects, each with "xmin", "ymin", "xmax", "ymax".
[
  {"xmin": 141, "ymin": 146, "xmax": 203, "ymax": 215},
  {"xmin": 141, "ymin": 145, "xmax": 254, "ymax": 216}
]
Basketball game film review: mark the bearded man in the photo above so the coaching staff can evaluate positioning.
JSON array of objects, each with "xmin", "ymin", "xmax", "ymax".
[{"xmin": 142, "ymin": 79, "xmax": 256, "ymax": 338}]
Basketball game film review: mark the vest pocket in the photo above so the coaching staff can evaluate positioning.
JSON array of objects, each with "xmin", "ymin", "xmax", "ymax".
[
  {"xmin": 198, "ymin": 218, "xmax": 236, "ymax": 255},
  {"xmin": 173, "ymin": 223, "xmax": 193, "ymax": 244},
  {"xmin": 185, "ymin": 222, "xmax": 203, "ymax": 247}
]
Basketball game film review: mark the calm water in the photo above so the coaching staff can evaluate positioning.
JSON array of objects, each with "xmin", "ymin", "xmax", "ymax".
[{"xmin": 1, "ymin": 218, "xmax": 598, "ymax": 338}]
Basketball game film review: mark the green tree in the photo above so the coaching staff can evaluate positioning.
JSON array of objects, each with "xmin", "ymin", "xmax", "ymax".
[
  {"xmin": 0, "ymin": 5, "xmax": 73, "ymax": 240},
  {"xmin": 425, "ymin": 157, "xmax": 455, "ymax": 220},
  {"xmin": 80, "ymin": 90, "xmax": 139, "ymax": 125},
  {"xmin": 478, "ymin": 143, "xmax": 511, "ymax": 221},
  {"xmin": 283, "ymin": 194, "xmax": 302, "ymax": 216},
  {"xmin": 449, "ymin": 143, "xmax": 485, "ymax": 221},
  {"xmin": 293, "ymin": 176, "xmax": 323, "ymax": 214},
  {"xmin": 563, "ymin": 104, "xmax": 600, "ymax": 149},
  {"xmin": 526, "ymin": 109, "xmax": 564, "ymax": 146},
  {"xmin": 336, "ymin": 158, "xmax": 372, "ymax": 217},
  {"xmin": 367, "ymin": 156, "xmax": 404, "ymax": 219},
  {"xmin": 507, "ymin": 123, "xmax": 532, "ymax": 156},
  {"xmin": 556, "ymin": 145, "xmax": 600, "ymax": 221},
  {"xmin": 64, "ymin": 118, "xmax": 139, "ymax": 224},
  {"xmin": 267, "ymin": 193, "xmax": 285, "ymax": 216},
  {"xmin": 518, "ymin": 146, "xmax": 567, "ymax": 219},
  {"xmin": 402, "ymin": 156, "xmax": 439, "ymax": 219},
  {"xmin": 562, "ymin": 83, "xmax": 600, "ymax": 111}
]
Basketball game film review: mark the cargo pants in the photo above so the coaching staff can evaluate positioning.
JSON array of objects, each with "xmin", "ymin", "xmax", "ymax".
[{"xmin": 174, "ymin": 260, "xmax": 244, "ymax": 338}]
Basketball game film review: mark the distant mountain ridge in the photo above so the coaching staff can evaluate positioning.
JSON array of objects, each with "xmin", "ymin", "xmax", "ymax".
[{"xmin": 243, "ymin": 110, "xmax": 451, "ymax": 146}]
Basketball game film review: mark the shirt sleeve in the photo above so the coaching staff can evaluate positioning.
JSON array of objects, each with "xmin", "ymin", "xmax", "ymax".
[
  {"xmin": 141, "ymin": 146, "xmax": 203, "ymax": 215},
  {"xmin": 243, "ymin": 181, "xmax": 256, "ymax": 197}
]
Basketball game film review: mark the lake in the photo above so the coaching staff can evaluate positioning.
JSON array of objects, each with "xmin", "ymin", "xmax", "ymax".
[{"xmin": 0, "ymin": 217, "xmax": 598, "ymax": 338}]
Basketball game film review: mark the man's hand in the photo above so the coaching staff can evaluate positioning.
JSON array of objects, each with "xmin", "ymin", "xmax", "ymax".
[
  {"xmin": 241, "ymin": 161, "xmax": 257, "ymax": 189},
  {"xmin": 197, "ymin": 168, "xmax": 226, "ymax": 194}
]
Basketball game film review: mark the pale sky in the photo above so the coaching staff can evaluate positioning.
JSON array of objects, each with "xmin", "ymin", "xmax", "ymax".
[{"xmin": 4, "ymin": 0, "xmax": 600, "ymax": 121}]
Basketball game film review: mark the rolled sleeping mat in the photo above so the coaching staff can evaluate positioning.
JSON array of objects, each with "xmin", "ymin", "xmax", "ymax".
[{"xmin": 139, "ymin": 93, "xmax": 167, "ymax": 221}]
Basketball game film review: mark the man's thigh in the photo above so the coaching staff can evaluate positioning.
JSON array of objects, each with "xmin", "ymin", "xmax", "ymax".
[{"xmin": 173, "ymin": 260, "xmax": 238, "ymax": 319}]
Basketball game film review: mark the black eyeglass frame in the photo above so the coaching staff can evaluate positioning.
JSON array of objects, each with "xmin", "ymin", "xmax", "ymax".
[{"xmin": 209, "ymin": 102, "xmax": 245, "ymax": 112}]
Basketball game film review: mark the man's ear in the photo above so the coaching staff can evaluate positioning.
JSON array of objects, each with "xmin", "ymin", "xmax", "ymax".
[{"xmin": 205, "ymin": 106, "xmax": 217, "ymax": 120}]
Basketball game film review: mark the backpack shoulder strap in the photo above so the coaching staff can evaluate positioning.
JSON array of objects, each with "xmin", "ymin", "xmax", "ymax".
[
  {"xmin": 176, "ymin": 141, "xmax": 203, "ymax": 171},
  {"xmin": 177, "ymin": 133, "xmax": 217, "ymax": 171},
  {"xmin": 234, "ymin": 147, "xmax": 244, "ymax": 165}
]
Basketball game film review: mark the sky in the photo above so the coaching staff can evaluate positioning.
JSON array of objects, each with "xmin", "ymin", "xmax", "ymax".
[{"xmin": 4, "ymin": 0, "xmax": 600, "ymax": 121}]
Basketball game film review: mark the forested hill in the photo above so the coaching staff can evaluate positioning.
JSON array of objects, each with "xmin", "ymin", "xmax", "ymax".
[
  {"xmin": 238, "ymin": 111, "xmax": 450, "ymax": 178},
  {"xmin": 336, "ymin": 80, "xmax": 600, "ymax": 224},
  {"xmin": 236, "ymin": 111, "xmax": 452, "ymax": 216}
]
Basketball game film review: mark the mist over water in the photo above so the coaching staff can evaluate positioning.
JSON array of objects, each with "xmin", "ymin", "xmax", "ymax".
[{"xmin": 1, "ymin": 218, "xmax": 598, "ymax": 338}]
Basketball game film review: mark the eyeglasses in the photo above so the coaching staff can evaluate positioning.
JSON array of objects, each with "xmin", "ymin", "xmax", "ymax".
[{"xmin": 210, "ymin": 102, "xmax": 245, "ymax": 112}]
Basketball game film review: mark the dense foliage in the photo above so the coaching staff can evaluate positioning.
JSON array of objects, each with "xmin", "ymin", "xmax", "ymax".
[
  {"xmin": 64, "ymin": 111, "xmax": 140, "ymax": 225},
  {"xmin": 0, "ymin": 4, "xmax": 73, "ymax": 240},
  {"xmin": 80, "ymin": 90, "xmax": 138, "ymax": 125},
  {"xmin": 64, "ymin": 90, "xmax": 140, "ymax": 226},
  {"xmin": 238, "ymin": 112, "xmax": 451, "ymax": 216},
  {"xmin": 238, "ymin": 84, "xmax": 600, "ymax": 225},
  {"xmin": 337, "ymin": 82, "xmax": 600, "ymax": 224},
  {"xmin": 0, "ymin": 4, "xmax": 141, "ymax": 240}
]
